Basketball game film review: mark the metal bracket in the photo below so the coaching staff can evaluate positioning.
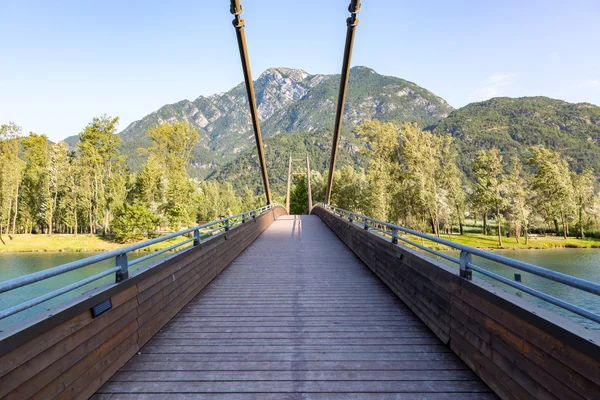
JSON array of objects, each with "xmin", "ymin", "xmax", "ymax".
[
  {"xmin": 459, "ymin": 251, "xmax": 472, "ymax": 280},
  {"xmin": 392, "ymin": 228, "xmax": 398, "ymax": 244},
  {"xmin": 115, "ymin": 253, "xmax": 129, "ymax": 282}
]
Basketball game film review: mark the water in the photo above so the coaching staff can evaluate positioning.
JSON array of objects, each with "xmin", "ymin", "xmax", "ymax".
[
  {"xmin": 0, "ymin": 252, "xmax": 163, "ymax": 331},
  {"xmin": 445, "ymin": 249, "xmax": 600, "ymax": 330},
  {"xmin": 1, "ymin": 248, "xmax": 599, "ymax": 331}
]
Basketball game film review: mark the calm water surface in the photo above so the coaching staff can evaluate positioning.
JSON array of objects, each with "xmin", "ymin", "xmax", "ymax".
[
  {"xmin": 1, "ymin": 248, "xmax": 600, "ymax": 330},
  {"xmin": 445, "ymin": 248, "xmax": 600, "ymax": 330},
  {"xmin": 0, "ymin": 252, "xmax": 154, "ymax": 331}
]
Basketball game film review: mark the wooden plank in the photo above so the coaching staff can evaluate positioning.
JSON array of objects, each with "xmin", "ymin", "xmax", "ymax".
[
  {"xmin": 314, "ymin": 206, "xmax": 600, "ymax": 400},
  {"xmin": 119, "ymin": 360, "xmax": 470, "ymax": 371},
  {"xmin": 33, "ymin": 323, "xmax": 139, "ymax": 400},
  {"xmin": 0, "ymin": 207, "xmax": 285, "ymax": 400},
  {"xmin": 8, "ymin": 309, "xmax": 138, "ymax": 399},
  {"xmin": 0, "ymin": 296, "xmax": 138, "ymax": 398},
  {"xmin": 110, "ymin": 370, "xmax": 479, "ymax": 381},
  {"xmin": 91, "ymin": 393, "xmax": 499, "ymax": 400},
  {"xmin": 97, "ymin": 380, "xmax": 493, "ymax": 393},
  {"xmin": 98, "ymin": 215, "xmax": 494, "ymax": 398},
  {"xmin": 0, "ymin": 285, "xmax": 137, "ymax": 378}
]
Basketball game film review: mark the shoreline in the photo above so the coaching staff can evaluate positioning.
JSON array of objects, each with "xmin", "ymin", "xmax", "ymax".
[
  {"xmin": 0, "ymin": 234, "xmax": 182, "ymax": 254},
  {"xmin": 2, "ymin": 233, "xmax": 600, "ymax": 253}
]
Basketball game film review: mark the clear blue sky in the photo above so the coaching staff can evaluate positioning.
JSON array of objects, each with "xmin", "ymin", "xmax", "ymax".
[{"xmin": 1, "ymin": 0, "xmax": 599, "ymax": 142}]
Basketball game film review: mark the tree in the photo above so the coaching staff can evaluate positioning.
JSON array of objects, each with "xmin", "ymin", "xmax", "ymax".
[
  {"xmin": 472, "ymin": 148, "xmax": 506, "ymax": 246},
  {"xmin": 241, "ymin": 186, "xmax": 260, "ymax": 211},
  {"xmin": 505, "ymin": 157, "xmax": 530, "ymax": 244},
  {"xmin": 357, "ymin": 120, "xmax": 398, "ymax": 222},
  {"xmin": 439, "ymin": 136, "xmax": 466, "ymax": 235},
  {"xmin": 78, "ymin": 115, "xmax": 122, "ymax": 234},
  {"xmin": 0, "ymin": 123, "xmax": 24, "ymax": 240},
  {"xmin": 290, "ymin": 174, "xmax": 309, "ymax": 215},
  {"xmin": 21, "ymin": 132, "xmax": 50, "ymax": 233},
  {"xmin": 572, "ymin": 169, "xmax": 595, "ymax": 238},
  {"xmin": 47, "ymin": 142, "xmax": 70, "ymax": 234},
  {"xmin": 527, "ymin": 146, "xmax": 574, "ymax": 239},
  {"xmin": 142, "ymin": 121, "xmax": 200, "ymax": 228},
  {"xmin": 330, "ymin": 166, "xmax": 366, "ymax": 213},
  {"xmin": 398, "ymin": 124, "xmax": 452, "ymax": 236},
  {"xmin": 112, "ymin": 204, "xmax": 158, "ymax": 241}
]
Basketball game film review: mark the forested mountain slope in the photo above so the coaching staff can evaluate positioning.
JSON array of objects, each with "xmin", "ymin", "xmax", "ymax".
[
  {"xmin": 64, "ymin": 66, "xmax": 453, "ymax": 178},
  {"xmin": 429, "ymin": 97, "xmax": 600, "ymax": 176}
]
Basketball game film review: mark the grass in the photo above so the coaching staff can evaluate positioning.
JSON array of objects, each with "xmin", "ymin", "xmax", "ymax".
[
  {"xmin": 0, "ymin": 234, "xmax": 187, "ymax": 253},
  {"xmin": 2, "ymin": 230, "xmax": 600, "ymax": 253},
  {"xmin": 404, "ymin": 232, "xmax": 600, "ymax": 251}
]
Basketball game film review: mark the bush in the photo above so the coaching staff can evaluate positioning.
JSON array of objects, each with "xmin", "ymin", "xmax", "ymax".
[{"xmin": 112, "ymin": 204, "xmax": 158, "ymax": 242}]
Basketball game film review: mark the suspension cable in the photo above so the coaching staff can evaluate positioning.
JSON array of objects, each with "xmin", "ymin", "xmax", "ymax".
[
  {"xmin": 325, "ymin": 0, "xmax": 361, "ymax": 204},
  {"xmin": 230, "ymin": 0, "xmax": 272, "ymax": 204}
]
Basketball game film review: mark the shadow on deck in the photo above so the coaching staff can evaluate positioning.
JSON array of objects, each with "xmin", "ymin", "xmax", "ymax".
[{"xmin": 93, "ymin": 215, "xmax": 496, "ymax": 399}]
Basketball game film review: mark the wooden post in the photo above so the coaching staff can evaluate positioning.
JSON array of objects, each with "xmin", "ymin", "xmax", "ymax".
[
  {"xmin": 285, "ymin": 153, "xmax": 293, "ymax": 213},
  {"xmin": 306, "ymin": 152, "xmax": 313, "ymax": 212}
]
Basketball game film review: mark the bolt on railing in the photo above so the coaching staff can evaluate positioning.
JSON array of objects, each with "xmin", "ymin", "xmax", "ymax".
[
  {"xmin": 0, "ymin": 204, "xmax": 283, "ymax": 322},
  {"xmin": 317, "ymin": 203, "xmax": 600, "ymax": 326}
]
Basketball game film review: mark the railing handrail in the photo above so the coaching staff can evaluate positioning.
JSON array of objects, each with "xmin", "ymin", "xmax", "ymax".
[
  {"xmin": 0, "ymin": 204, "xmax": 283, "ymax": 321},
  {"xmin": 316, "ymin": 203, "xmax": 600, "ymax": 325}
]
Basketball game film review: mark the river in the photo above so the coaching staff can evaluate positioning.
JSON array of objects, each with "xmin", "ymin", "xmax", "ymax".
[{"xmin": 1, "ymin": 249, "xmax": 599, "ymax": 331}]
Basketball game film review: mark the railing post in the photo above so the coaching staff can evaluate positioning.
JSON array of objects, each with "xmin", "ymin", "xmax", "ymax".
[
  {"xmin": 392, "ymin": 228, "xmax": 398, "ymax": 244},
  {"xmin": 193, "ymin": 229, "xmax": 200, "ymax": 246},
  {"xmin": 459, "ymin": 251, "xmax": 472, "ymax": 279},
  {"xmin": 115, "ymin": 253, "xmax": 129, "ymax": 282}
]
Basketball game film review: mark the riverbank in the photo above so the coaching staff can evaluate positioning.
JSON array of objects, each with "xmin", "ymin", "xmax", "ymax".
[
  {"xmin": 2, "ymin": 232, "xmax": 600, "ymax": 253},
  {"xmin": 407, "ymin": 232, "xmax": 600, "ymax": 250},
  {"xmin": 0, "ymin": 234, "xmax": 183, "ymax": 253}
]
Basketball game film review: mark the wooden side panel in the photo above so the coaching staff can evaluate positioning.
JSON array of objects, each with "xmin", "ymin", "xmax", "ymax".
[
  {"xmin": 0, "ymin": 207, "xmax": 286, "ymax": 399},
  {"xmin": 312, "ymin": 206, "xmax": 600, "ymax": 400}
]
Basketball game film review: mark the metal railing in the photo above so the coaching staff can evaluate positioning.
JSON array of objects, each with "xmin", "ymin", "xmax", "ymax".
[
  {"xmin": 318, "ymin": 204, "xmax": 600, "ymax": 325},
  {"xmin": 0, "ymin": 204, "xmax": 282, "ymax": 321}
]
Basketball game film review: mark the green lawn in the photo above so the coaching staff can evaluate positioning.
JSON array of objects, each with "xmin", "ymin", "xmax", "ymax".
[
  {"xmin": 0, "ymin": 234, "xmax": 186, "ymax": 253},
  {"xmin": 3, "ymin": 230, "xmax": 600, "ymax": 253},
  {"xmin": 405, "ymin": 232, "xmax": 600, "ymax": 251}
]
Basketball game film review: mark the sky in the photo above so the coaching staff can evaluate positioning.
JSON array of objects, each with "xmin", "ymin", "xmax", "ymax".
[{"xmin": 1, "ymin": 0, "xmax": 599, "ymax": 142}]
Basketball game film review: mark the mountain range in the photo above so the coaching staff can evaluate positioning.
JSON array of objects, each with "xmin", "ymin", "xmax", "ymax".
[
  {"xmin": 64, "ymin": 66, "xmax": 600, "ymax": 195},
  {"xmin": 65, "ymin": 66, "xmax": 453, "ymax": 179}
]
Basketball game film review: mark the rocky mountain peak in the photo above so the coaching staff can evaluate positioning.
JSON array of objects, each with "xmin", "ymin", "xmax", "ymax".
[
  {"xmin": 258, "ymin": 67, "xmax": 310, "ymax": 83},
  {"xmin": 102, "ymin": 66, "xmax": 454, "ymax": 175}
]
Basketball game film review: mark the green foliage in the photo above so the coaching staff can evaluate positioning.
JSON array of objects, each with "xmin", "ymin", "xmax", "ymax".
[
  {"xmin": 0, "ymin": 122, "xmax": 24, "ymax": 238},
  {"xmin": 527, "ymin": 146, "xmax": 575, "ymax": 238},
  {"xmin": 208, "ymin": 128, "xmax": 368, "ymax": 198},
  {"xmin": 64, "ymin": 66, "xmax": 452, "ymax": 180},
  {"xmin": 290, "ymin": 175, "xmax": 309, "ymax": 215},
  {"xmin": 472, "ymin": 148, "xmax": 506, "ymax": 245},
  {"xmin": 112, "ymin": 204, "xmax": 158, "ymax": 241},
  {"xmin": 430, "ymin": 97, "xmax": 600, "ymax": 177}
]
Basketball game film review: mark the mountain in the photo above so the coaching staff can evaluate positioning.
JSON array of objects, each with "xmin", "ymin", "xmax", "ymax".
[
  {"xmin": 429, "ymin": 96, "xmax": 600, "ymax": 177},
  {"xmin": 65, "ymin": 66, "xmax": 453, "ymax": 177},
  {"xmin": 208, "ymin": 128, "xmax": 367, "ymax": 196}
]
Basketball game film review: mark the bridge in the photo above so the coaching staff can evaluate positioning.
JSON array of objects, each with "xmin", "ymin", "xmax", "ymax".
[{"xmin": 1, "ymin": 1, "xmax": 600, "ymax": 399}]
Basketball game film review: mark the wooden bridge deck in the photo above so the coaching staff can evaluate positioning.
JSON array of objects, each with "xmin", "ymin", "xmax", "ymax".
[{"xmin": 94, "ymin": 215, "xmax": 496, "ymax": 399}]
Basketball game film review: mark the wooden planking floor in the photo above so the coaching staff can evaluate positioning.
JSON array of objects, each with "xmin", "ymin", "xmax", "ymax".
[{"xmin": 94, "ymin": 215, "xmax": 497, "ymax": 400}]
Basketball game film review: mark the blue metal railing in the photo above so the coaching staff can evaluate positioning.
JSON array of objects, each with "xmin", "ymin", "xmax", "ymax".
[
  {"xmin": 0, "ymin": 204, "xmax": 282, "ymax": 321},
  {"xmin": 318, "ymin": 204, "xmax": 600, "ymax": 325}
]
